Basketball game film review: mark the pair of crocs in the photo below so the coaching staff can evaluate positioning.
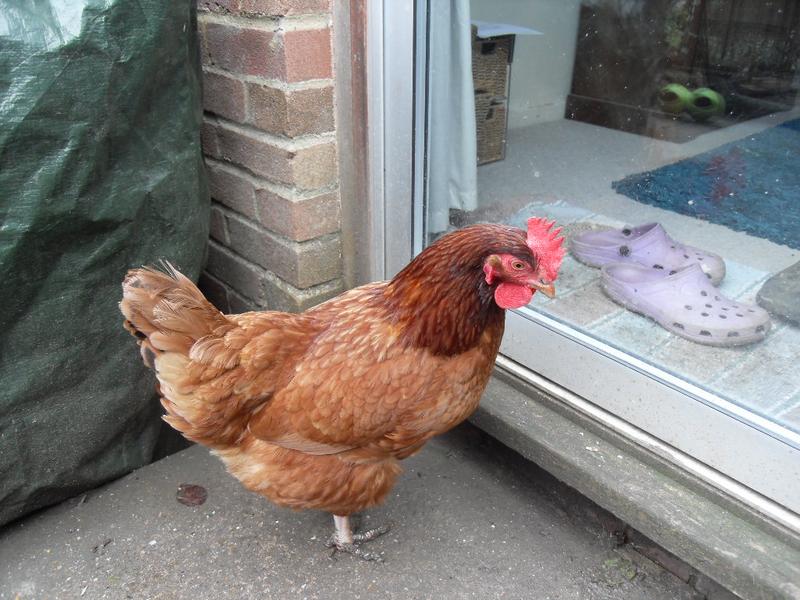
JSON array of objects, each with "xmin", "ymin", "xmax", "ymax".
[
  {"xmin": 571, "ymin": 223, "xmax": 770, "ymax": 346},
  {"xmin": 658, "ymin": 84, "xmax": 725, "ymax": 122}
]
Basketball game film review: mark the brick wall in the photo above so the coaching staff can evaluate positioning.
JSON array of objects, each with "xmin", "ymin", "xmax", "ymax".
[{"xmin": 196, "ymin": 0, "xmax": 344, "ymax": 313}]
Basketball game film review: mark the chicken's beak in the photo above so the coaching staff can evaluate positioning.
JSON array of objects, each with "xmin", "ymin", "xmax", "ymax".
[{"xmin": 531, "ymin": 280, "xmax": 556, "ymax": 299}]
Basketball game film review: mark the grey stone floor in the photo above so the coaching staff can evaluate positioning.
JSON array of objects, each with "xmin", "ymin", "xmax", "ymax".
[
  {"xmin": 0, "ymin": 425, "xmax": 700, "ymax": 600},
  {"xmin": 469, "ymin": 115, "xmax": 800, "ymax": 435}
]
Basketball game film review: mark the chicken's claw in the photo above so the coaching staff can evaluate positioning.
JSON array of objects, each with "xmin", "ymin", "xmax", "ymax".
[
  {"xmin": 325, "ymin": 517, "xmax": 391, "ymax": 562},
  {"xmin": 353, "ymin": 523, "xmax": 391, "ymax": 543},
  {"xmin": 326, "ymin": 538, "xmax": 384, "ymax": 562}
]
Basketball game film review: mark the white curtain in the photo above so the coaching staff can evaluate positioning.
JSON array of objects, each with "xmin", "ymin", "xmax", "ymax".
[{"xmin": 426, "ymin": 0, "xmax": 478, "ymax": 234}]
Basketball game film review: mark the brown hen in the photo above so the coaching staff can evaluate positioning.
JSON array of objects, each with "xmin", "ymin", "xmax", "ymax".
[{"xmin": 120, "ymin": 219, "xmax": 564, "ymax": 561}]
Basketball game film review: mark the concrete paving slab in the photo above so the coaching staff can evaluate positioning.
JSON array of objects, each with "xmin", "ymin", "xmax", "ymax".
[{"xmin": 0, "ymin": 426, "xmax": 697, "ymax": 600}]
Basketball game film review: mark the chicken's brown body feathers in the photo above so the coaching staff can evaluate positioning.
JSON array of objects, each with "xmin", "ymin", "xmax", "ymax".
[{"xmin": 120, "ymin": 224, "xmax": 526, "ymax": 515}]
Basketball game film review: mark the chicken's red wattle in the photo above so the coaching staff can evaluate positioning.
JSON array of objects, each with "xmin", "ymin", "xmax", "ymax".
[{"xmin": 494, "ymin": 282, "xmax": 534, "ymax": 309}]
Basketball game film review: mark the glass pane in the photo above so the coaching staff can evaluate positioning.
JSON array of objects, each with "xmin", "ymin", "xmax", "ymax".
[{"xmin": 424, "ymin": 0, "xmax": 800, "ymax": 436}]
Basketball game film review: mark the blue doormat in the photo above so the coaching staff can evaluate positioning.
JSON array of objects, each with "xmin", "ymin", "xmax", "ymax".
[{"xmin": 613, "ymin": 119, "xmax": 800, "ymax": 249}]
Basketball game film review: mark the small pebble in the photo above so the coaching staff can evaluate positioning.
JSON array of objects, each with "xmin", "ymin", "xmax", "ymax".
[{"xmin": 176, "ymin": 483, "xmax": 207, "ymax": 507}]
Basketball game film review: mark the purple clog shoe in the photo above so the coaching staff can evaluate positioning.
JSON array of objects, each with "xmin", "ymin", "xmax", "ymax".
[
  {"xmin": 571, "ymin": 223, "xmax": 726, "ymax": 285},
  {"xmin": 601, "ymin": 263, "xmax": 770, "ymax": 346}
]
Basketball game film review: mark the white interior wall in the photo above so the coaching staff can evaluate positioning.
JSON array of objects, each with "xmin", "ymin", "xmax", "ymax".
[{"xmin": 471, "ymin": 0, "xmax": 581, "ymax": 129}]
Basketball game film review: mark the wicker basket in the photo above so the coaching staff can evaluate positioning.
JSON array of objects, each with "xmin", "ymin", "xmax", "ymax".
[{"xmin": 472, "ymin": 29, "xmax": 514, "ymax": 165}]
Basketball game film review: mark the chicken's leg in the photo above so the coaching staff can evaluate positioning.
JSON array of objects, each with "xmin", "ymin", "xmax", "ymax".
[{"xmin": 325, "ymin": 514, "xmax": 390, "ymax": 562}]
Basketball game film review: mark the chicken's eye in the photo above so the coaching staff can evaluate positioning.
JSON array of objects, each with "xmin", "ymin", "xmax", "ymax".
[{"xmin": 511, "ymin": 260, "xmax": 526, "ymax": 270}]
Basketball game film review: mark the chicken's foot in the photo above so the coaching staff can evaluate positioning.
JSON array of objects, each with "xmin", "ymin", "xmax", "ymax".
[{"xmin": 325, "ymin": 514, "xmax": 390, "ymax": 562}]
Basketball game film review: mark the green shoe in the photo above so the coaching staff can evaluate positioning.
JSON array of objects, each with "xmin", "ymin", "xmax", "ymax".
[
  {"xmin": 688, "ymin": 87, "xmax": 725, "ymax": 121},
  {"xmin": 658, "ymin": 83, "xmax": 692, "ymax": 114}
]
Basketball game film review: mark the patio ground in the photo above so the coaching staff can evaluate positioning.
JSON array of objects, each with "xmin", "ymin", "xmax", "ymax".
[{"xmin": 0, "ymin": 424, "xmax": 715, "ymax": 600}]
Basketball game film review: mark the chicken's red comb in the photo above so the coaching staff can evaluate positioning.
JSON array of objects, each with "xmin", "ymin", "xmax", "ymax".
[{"xmin": 526, "ymin": 217, "xmax": 565, "ymax": 281}]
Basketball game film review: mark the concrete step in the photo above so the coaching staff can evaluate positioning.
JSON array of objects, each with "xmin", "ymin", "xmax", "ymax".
[{"xmin": 0, "ymin": 425, "xmax": 699, "ymax": 600}]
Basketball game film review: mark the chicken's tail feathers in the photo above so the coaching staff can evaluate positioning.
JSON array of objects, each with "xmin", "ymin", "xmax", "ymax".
[
  {"xmin": 120, "ymin": 261, "xmax": 232, "ymax": 361},
  {"xmin": 121, "ymin": 263, "xmax": 247, "ymax": 449}
]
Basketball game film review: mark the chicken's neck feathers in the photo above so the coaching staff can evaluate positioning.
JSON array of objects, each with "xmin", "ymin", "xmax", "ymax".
[{"xmin": 382, "ymin": 224, "xmax": 530, "ymax": 356}]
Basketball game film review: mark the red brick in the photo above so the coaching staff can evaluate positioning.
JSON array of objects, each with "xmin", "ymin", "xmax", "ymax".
[
  {"xmin": 206, "ymin": 240, "xmax": 266, "ymax": 302},
  {"xmin": 227, "ymin": 288, "xmax": 257, "ymax": 313},
  {"xmin": 208, "ymin": 238, "xmax": 342, "ymax": 312},
  {"xmin": 290, "ymin": 234, "xmax": 342, "ymax": 288},
  {"xmin": 262, "ymin": 275, "xmax": 342, "ymax": 312},
  {"xmin": 211, "ymin": 121, "xmax": 336, "ymax": 190},
  {"xmin": 214, "ymin": 125, "xmax": 293, "ymax": 184},
  {"xmin": 198, "ymin": 0, "xmax": 239, "ymax": 13},
  {"xmin": 209, "ymin": 204, "xmax": 229, "ymax": 243},
  {"xmin": 198, "ymin": 271, "xmax": 230, "ymax": 313},
  {"xmin": 203, "ymin": 21, "xmax": 284, "ymax": 79},
  {"xmin": 256, "ymin": 189, "xmax": 340, "ymax": 241},
  {"xmin": 247, "ymin": 84, "xmax": 334, "ymax": 136},
  {"xmin": 283, "ymin": 29, "xmax": 332, "ymax": 82},
  {"xmin": 226, "ymin": 215, "xmax": 341, "ymax": 288},
  {"xmin": 240, "ymin": 0, "xmax": 330, "ymax": 15},
  {"xmin": 200, "ymin": 0, "xmax": 330, "ymax": 16},
  {"xmin": 226, "ymin": 216, "xmax": 292, "ymax": 282},
  {"xmin": 291, "ymin": 142, "xmax": 337, "ymax": 190},
  {"xmin": 201, "ymin": 120, "xmax": 219, "ymax": 157},
  {"xmin": 245, "ymin": 84, "xmax": 287, "ymax": 135},
  {"xmin": 207, "ymin": 163, "xmax": 257, "ymax": 219},
  {"xmin": 286, "ymin": 87, "xmax": 335, "ymax": 135},
  {"xmin": 202, "ymin": 71, "xmax": 246, "ymax": 122}
]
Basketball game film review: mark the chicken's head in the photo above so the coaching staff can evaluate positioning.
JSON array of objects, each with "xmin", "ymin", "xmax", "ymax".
[{"xmin": 482, "ymin": 217, "xmax": 565, "ymax": 310}]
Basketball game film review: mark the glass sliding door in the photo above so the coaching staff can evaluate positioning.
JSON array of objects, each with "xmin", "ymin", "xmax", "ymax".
[{"xmin": 411, "ymin": 0, "xmax": 800, "ymax": 527}]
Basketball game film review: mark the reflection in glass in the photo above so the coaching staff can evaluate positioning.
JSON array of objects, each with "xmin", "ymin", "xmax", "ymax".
[{"xmin": 424, "ymin": 0, "xmax": 800, "ymax": 435}]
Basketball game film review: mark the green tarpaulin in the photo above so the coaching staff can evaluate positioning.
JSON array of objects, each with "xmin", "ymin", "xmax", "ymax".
[{"xmin": 0, "ymin": 0, "xmax": 209, "ymax": 526}]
